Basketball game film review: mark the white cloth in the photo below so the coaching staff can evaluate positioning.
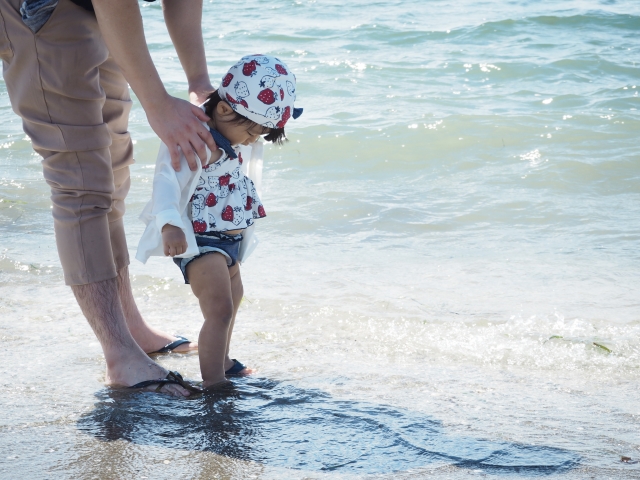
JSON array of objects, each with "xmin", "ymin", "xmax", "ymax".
[{"xmin": 135, "ymin": 126, "xmax": 263, "ymax": 265}]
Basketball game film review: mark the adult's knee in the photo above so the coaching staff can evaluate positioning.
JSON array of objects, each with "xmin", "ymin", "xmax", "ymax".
[{"xmin": 41, "ymin": 148, "xmax": 115, "ymax": 217}]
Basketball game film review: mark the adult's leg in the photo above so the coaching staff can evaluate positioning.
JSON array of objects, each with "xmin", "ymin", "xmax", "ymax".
[
  {"xmin": 116, "ymin": 266, "xmax": 197, "ymax": 353},
  {"xmin": 72, "ymin": 278, "xmax": 189, "ymax": 396},
  {"xmin": 187, "ymin": 253, "xmax": 236, "ymax": 388},
  {"xmin": 0, "ymin": 0, "xmax": 189, "ymax": 395},
  {"xmin": 98, "ymin": 54, "xmax": 196, "ymax": 354}
]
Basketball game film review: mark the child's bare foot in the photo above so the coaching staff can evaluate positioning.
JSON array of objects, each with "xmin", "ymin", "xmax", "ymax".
[
  {"xmin": 203, "ymin": 379, "xmax": 234, "ymax": 391},
  {"xmin": 224, "ymin": 357, "xmax": 255, "ymax": 376}
]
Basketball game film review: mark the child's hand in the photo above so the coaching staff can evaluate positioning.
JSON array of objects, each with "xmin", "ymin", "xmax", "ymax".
[{"xmin": 162, "ymin": 224, "xmax": 188, "ymax": 257}]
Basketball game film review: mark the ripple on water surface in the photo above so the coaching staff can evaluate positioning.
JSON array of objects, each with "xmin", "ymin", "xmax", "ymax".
[{"xmin": 78, "ymin": 378, "xmax": 578, "ymax": 476}]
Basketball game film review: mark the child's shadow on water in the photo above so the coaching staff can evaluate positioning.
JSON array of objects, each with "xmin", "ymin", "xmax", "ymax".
[{"xmin": 77, "ymin": 378, "xmax": 578, "ymax": 476}]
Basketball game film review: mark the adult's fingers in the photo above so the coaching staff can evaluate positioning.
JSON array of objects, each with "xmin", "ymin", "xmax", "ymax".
[
  {"xmin": 180, "ymin": 139, "xmax": 199, "ymax": 171},
  {"xmin": 191, "ymin": 104, "xmax": 210, "ymax": 122},
  {"xmin": 191, "ymin": 105, "xmax": 217, "ymax": 154},
  {"xmin": 167, "ymin": 144, "xmax": 181, "ymax": 172},
  {"xmin": 190, "ymin": 132, "xmax": 209, "ymax": 167}
]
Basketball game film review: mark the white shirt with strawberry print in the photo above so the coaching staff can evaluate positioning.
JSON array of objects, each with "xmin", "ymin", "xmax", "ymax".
[
  {"xmin": 191, "ymin": 147, "xmax": 266, "ymax": 234},
  {"xmin": 135, "ymin": 121, "xmax": 264, "ymax": 265}
]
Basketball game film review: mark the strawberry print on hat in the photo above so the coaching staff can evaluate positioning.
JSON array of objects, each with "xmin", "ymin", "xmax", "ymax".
[
  {"xmin": 217, "ymin": 54, "xmax": 301, "ymax": 129},
  {"xmin": 222, "ymin": 73, "xmax": 234, "ymax": 87}
]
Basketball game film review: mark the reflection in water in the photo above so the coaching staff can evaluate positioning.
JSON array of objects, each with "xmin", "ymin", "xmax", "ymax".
[{"xmin": 78, "ymin": 378, "xmax": 578, "ymax": 476}]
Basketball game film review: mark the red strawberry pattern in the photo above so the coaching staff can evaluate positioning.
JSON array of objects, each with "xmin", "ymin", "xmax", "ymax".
[
  {"xmin": 222, "ymin": 73, "xmax": 234, "ymax": 87},
  {"xmin": 243, "ymin": 60, "xmax": 259, "ymax": 76},
  {"xmin": 226, "ymin": 93, "xmax": 249, "ymax": 109},
  {"xmin": 219, "ymin": 174, "xmax": 231, "ymax": 186},
  {"xmin": 193, "ymin": 220, "xmax": 207, "ymax": 233},
  {"xmin": 217, "ymin": 54, "xmax": 299, "ymax": 131},
  {"xmin": 221, "ymin": 205, "xmax": 234, "ymax": 222},
  {"xmin": 276, "ymin": 106, "xmax": 291, "ymax": 129},
  {"xmin": 257, "ymin": 89, "xmax": 276, "ymax": 105},
  {"xmin": 191, "ymin": 143, "xmax": 266, "ymax": 235}
]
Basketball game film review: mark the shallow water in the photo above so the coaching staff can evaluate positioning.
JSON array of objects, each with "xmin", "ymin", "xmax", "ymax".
[{"xmin": 1, "ymin": 0, "xmax": 640, "ymax": 478}]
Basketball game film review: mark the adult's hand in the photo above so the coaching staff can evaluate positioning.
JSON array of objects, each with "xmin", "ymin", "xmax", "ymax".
[
  {"xmin": 93, "ymin": 0, "xmax": 216, "ymax": 172},
  {"xmin": 146, "ymin": 95, "xmax": 215, "ymax": 171},
  {"xmin": 189, "ymin": 87, "xmax": 215, "ymax": 108}
]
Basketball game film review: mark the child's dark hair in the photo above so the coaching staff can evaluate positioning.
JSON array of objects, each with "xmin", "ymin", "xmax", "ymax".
[{"xmin": 203, "ymin": 90, "xmax": 287, "ymax": 145}]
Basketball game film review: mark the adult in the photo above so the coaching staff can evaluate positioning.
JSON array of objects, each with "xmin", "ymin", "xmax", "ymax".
[{"xmin": 0, "ymin": 0, "xmax": 216, "ymax": 396}]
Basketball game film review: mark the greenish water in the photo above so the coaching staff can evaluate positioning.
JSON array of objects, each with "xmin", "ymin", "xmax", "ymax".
[{"xmin": 1, "ymin": 0, "xmax": 639, "ymax": 477}]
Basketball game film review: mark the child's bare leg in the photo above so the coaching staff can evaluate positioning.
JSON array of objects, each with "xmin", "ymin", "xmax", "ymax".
[
  {"xmin": 117, "ymin": 266, "xmax": 197, "ymax": 354},
  {"xmin": 223, "ymin": 265, "xmax": 254, "ymax": 375},
  {"xmin": 187, "ymin": 253, "xmax": 235, "ymax": 388}
]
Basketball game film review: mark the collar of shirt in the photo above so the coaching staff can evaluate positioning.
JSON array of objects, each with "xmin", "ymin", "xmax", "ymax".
[{"xmin": 209, "ymin": 127, "xmax": 237, "ymax": 159}]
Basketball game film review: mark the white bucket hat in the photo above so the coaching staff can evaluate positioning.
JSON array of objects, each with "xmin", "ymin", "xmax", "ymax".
[{"xmin": 217, "ymin": 54, "xmax": 303, "ymax": 129}]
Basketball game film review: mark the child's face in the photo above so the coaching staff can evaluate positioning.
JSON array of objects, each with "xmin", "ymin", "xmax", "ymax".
[{"xmin": 213, "ymin": 101, "xmax": 269, "ymax": 146}]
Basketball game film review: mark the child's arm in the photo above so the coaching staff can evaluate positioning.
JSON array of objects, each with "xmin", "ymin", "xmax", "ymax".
[
  {"xmin": 136, "ymin": 140, "xmax": 209, "ymax": 263},
  {"xmin": 147, "ymin": 143, "xmax": 204, "ymax": 253},
  {"xmin": 162, "ymin": 224, "xmax": 187, "ymax": 257},
  {"xmin": 158, "ymin": 148, "xmax": 223, "ymax": 257}
]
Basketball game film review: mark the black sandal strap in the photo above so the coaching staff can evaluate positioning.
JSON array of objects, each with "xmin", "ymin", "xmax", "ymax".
[
  {"xmin": 150, "ymin": 336, "xmax": 191, "ymax": 354},
  {"xmin": 166, "ymin": 371, "xmax": 203, "ymax": 393},
  {"xmin": 129, "ymin": 378, "xmax": 176, "ymax": 390},
  {"xmin": 129, "ymin": 371, "xmax": 202, "ymax": 393}
]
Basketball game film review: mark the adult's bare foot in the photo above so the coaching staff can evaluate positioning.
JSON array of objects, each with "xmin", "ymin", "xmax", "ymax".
[{"xmin": 105, "ymin": 354, "xmax": 194, "ymax": 397}]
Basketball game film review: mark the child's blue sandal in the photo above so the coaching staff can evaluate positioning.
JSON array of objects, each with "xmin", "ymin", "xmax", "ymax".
[{"xmin": 225, "ymin": 359, "xmax": 248, "ymax": 376}]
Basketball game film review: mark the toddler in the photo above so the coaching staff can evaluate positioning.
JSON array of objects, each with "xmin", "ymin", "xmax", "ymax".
[{"xmin": 136, "ymin": 54, "xmax": 302, "ymax": 390}]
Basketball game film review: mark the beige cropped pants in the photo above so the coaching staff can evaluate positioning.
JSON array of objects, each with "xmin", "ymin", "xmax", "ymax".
[{"xmin": 0, "ymin": 0, "xmax": 133, "ymax": 285}]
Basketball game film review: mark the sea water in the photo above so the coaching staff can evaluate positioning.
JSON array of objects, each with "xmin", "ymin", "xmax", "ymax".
[{"xmin": 0, "ymin": 0, "xmax": 639, "ymax": 478}]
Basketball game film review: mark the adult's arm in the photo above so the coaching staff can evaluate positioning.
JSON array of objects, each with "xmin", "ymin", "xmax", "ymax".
[
  {"xmin": 92, "ymin": 0, "xmax": 215, "ymax": 171},
  {"xmin": 162, "ymin": 0, "xmax": 215, "ymax": 106}
]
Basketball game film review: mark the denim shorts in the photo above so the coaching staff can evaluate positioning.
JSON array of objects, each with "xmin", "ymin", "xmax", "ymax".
[{"xmin": 173, "ymin": 231, "xmax": 243, "ymax": 284}]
